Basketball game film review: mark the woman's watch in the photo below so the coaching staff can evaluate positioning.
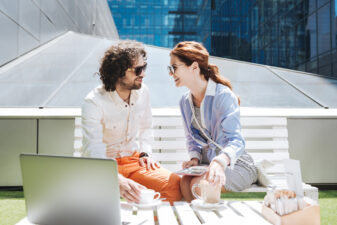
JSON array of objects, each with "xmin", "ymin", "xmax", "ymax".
[{"xmin": 139, "ymin": 152, "xmax": 149, "ymax": 158}]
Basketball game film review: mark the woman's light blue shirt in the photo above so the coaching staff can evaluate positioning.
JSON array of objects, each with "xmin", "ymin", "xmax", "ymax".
[{"xmin": 179, "ymin": 79, "xmax": 245, "ymax": 169}]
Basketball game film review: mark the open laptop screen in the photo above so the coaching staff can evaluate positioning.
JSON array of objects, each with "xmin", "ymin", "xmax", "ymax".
[{"xmin": 20, "ymin": 154, "xmax": 121, "ymax": 225}]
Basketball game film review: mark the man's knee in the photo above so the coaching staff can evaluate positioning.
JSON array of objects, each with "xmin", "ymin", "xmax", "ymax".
[{"xmin": 161, "ymin": 173, "xmax": 182, "ymax": 202}]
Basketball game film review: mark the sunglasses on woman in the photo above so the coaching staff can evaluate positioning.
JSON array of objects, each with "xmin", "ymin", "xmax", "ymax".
[
  {"xmin": 127, "ymin": 63, "xmax": 147, "ymax": 76},
  {"xmin": 167, "ymin": 64, "xmax": 184, "ymax": 74}
]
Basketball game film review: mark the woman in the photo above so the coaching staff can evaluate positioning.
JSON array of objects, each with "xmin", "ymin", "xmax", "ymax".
[{"xmin": 168, "ymin": 41, "xmax": 257, "ymax": 202}]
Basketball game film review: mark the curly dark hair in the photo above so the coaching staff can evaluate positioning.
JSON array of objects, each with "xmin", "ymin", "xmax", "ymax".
[{"xmin": 99, "ymin": 40, "xmax": 146, "ymax": 92}]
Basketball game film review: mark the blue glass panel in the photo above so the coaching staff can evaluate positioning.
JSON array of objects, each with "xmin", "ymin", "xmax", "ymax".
[
  {"xmin": 317, "ymin": 0, "xmax": 330, "ymax": 8},
  {"xmin": 317, "ymin": 3, "xmax": 331, "ymax": 55},
  {"xmin": 333, "ymin": 0, "xmax": 337, "ymax": 49}
]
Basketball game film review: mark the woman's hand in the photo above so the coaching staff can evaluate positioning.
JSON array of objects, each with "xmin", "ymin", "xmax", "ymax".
[
  {"xmin": 118, "ymin": 174, "xmax": 146, "ymax": 203},
  {"xmin": 182, "ymin": 158, "xmax": 199, "ymax": 169},
  {"xmin": 206, "ymin": 160, "xmax": 226, "ymax": 186},
  {"xmin": 139, "ymin": 156, "xmax": 160, "ymax": 170}
]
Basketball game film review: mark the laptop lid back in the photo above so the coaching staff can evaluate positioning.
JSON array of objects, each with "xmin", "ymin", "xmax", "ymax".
[{"xmin": 20, "ymin": 154, "xmax": 121, "ymax": 225}]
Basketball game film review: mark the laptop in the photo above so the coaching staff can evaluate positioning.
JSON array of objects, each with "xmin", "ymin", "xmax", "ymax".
[{"xmin": 20, "ymin": 154, "xmax": 121, "ymax": 225}]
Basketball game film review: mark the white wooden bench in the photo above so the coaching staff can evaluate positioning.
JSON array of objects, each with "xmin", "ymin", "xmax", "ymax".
[{"xmin": 73, "ymin": 114, "xmax": 318, "ymax": 201}]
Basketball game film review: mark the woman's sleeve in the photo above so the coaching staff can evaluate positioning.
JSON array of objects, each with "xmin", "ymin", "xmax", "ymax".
[
  {"xmin": 218, "ymin": 91, "xmax": 245, "ymax": 169},
  {"xmin": 179, "ymin": 98, "xmax": 202, "ymax": 161}
]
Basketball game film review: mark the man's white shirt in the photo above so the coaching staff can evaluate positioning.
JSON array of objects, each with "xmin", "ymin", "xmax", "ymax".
[{"xmin": 81, "ymin": 84, "xmax": 153, "ymax": 158}]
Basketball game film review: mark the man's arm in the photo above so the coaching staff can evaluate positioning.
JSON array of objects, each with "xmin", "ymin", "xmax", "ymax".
[
  {"xmin": 81, "ymin": 99, "xmax": 106, "ymax": 158},
  {"xmin": 138, "ymin": 87, "xmax": 153, "ymax": 155}
]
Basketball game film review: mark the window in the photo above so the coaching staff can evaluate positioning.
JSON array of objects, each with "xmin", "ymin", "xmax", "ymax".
[{"xmin": 317, "ymin": 3, "xmax": 331, "ymax": 55}]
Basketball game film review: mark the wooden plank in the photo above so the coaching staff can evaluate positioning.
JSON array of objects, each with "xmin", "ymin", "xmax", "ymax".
[
  {"xmin": 160, "ymin": 161, "xmax": 286, "ymax": 175},
  {"xmin": 230, "ymin": 201, "xmax": 271, "ymax": 225},
  {"xmin": 243, "ymin": 201, "xmax": 264, "ymax": 214},
  {"xmin": 240, "ymin": 117, "xmax": 287, "ymax": 126},
  {"xmin": 250, "ymin": 152, "xmax": 289, "ymax": 162},
  {"xmin": 153, "ymin": 117, "xmax": 183, "ymax": 127},
  {"xmin": 74, "ymin": 117, "xmax": 82, "ymax": 126},
  {"xmin": 152, "ymin": 141, "xmax": 186, "ymax": 149},
  {"xmin": 74, "ymin": 140, "xmax": 82, "ymax": 149},
  {"xmin": 153, "ymin": 152, "xmax": 289, "ymax": 163},
  {"xmin": 153, "ymin": 116, "xmax": 287, "ymax": 127},
  {"xmin": 245, "ymin": 141, "xmax": 288, "ymax": 150},
  {"xmin": 195, "ymin": 209, "xmax": 221, "ymax": 224},
  {"xmin": 120, "ymin": 202, "xmax": 135, "ymax": 224},
  {"xmin": 216, "ymin": 203, "xmax": 248, "ymax": 224},
  {"xmin": 153, "ymin": 129, "xmax": 185, "ymax": 138},
  {"xmin": 74, "ymin": 128, "xmax": 82, "ymax": 138},
  {"xmin": 152, "ymin": 152, "xmax": 189, "ymax": 161},
  {"xmin": 174, "ymin": 202, "xmax": 201, "ymax": 225},
  {"xmin": 157, "ymin": 202, "xmax": 179, "ymax": 225},
  {"xmin": 152, "ymin": 140, "xmax": 288, "ymax": 150},
  {"xmin": 136, "ymin": 208, "xmax": 155, "ymax": 225},
  {"xmin": 153, "ymin": 128, "xmax": 288, "ymax": 139},
  {"xmin": 265, "ymin": 164, "xmax": 285, "ymax": 174},
  {"xmin": 242, "ymin": 129, "xmax": 288, "ymax": 138}
]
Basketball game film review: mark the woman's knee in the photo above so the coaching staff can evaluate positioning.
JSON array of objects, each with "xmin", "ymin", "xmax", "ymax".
[
  {"xmin": 180, "ymin": 175, "xmax": 192, "ymax": 188},
  {"xmin": 189, "ymin": 176, "xmax": 204, "ymax": 195}
]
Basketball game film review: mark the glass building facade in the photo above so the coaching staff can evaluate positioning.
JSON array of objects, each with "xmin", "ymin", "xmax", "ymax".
[
  {"xmin": 108, "ymin": 0, "xmax": 211, "ymax": 49},
  {"xmin": 250, "ymin": 0, "xmax": 337, "ymax": 78},
  {"xmin": 108, "ymin": 0, "xmax": 337, "ymax": 78}
]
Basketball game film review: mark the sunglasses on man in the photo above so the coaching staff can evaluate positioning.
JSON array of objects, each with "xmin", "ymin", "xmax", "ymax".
[{"xmin": 127, "ymin": 63, "xmax": 147, "ymax": 76}]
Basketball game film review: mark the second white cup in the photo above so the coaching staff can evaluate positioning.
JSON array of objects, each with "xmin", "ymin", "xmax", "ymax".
[{"xmin": 139, "ymin": 189, "xmax": 161, "ymax": 204}]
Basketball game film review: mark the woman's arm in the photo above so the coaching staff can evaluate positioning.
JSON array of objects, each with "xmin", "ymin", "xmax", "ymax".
[{"xmin": 217, "ymin": 90, "xmax": 245, "ymax": 169}]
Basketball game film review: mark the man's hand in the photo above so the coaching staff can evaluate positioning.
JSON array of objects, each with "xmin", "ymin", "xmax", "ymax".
[
  {"xmin": 118, "ymin": 174, "xmax": 145, "ymax": 203},
  {"xmin": 182, "ymin": 158, "xmax": 198, "ymax": 169},
  {"xmin": 139, "ymin": 156, "xmax": 160, "ymax": 170}
]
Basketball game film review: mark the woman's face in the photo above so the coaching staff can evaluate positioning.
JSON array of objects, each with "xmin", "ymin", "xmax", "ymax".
[{"xmin": 169, "ymin": 55, "xmax": 192, "ymax": 87}]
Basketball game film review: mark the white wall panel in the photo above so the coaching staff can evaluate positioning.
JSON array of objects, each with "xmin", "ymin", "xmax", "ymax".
[
  {"xmin": 0, "ymin": 12, "xmax": 18, "ymax": 65},
  {"xmin": 19, "ymin": 0, "xmax": 40, "ymax": 39},
  {"xmin": 288, "ymin": 118, "xmax": 337, "ymax": 183},
  {"xmin": 40, "ymin": 13, "xmax": 57, "ymax": 44},
  {"xmin": 38, "ymin": 119, "xmax": 75, "ymax": 157},
  {"xmin": 0, "ymin": 119, "xmax": 37, "ymax": 186},
  {"xmin": 40, "ymin": 0, "xmax": 68, "ymax": 34},
  {"xmin": 1, "ymin": 0, "xmax": 118, "ymax": 66},
  {"xmin": 0, "ymin": 0, "xmax": 18, "ymax": 21},
  {"xmin": 18, "ymin": 27, "xmax": 39, "ymax": 55},
  {"xmin": 31, "ymin": 0, "xmax": 41, "ymax": 8}
]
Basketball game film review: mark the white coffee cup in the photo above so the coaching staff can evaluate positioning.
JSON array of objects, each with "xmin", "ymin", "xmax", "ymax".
[
  {"xmin": 192, "ymin": 179, "xmax": 221, "ymax": 204},
  {"xmin": 139, "ymin": 189, "xmax": 161, "ymax": 204}
]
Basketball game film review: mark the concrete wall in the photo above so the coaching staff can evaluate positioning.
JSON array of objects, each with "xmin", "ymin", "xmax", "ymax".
[
  {"xmin": 288, "ymin": 118, "xmax": 337, "ymax": 184},
  {"xmin": 0, "ymin": 118, "xmax": 74, "ymax": 186},
  {"xmin": 0, "ymin": 0, "xmax": 118, "ymax": 67}
]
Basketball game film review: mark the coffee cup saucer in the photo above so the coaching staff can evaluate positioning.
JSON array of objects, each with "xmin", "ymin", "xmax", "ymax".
[
  {"xmin": 130, "ymin": 199, "xmax": 162, "ymax": 209},
  {"xmin": 191, "ymin": 199, "xmax": 226, "ymax": 210}
]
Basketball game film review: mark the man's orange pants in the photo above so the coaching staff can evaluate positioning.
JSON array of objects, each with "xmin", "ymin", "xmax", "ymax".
[{"xmin": 116, "ymin": 152, "xmax": 182, "ymax": 203}]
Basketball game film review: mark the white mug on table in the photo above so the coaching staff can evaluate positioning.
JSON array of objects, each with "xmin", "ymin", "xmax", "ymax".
[
  {"xmin": 139, "ymin": 189, "xmax": 161, "ymax": 204},
  {"xmin": 192, "ymin": 179, "xmax": 221, "ymax": 204}
]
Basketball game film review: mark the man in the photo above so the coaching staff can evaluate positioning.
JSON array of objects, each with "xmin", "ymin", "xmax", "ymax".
[{"xmin": 81, "ymin": 40, "xmax": 181, "ymax": 203}]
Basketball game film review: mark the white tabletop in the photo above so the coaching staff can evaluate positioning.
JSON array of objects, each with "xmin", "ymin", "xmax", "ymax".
[{"xmin": 17, "ymin": 200, "xmax": 271, "ymax": 225}]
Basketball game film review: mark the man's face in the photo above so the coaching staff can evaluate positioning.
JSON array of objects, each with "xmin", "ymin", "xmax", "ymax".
[{"xmin": 118, "ymin": 56, "xmax": 146, "ymax": 90}]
